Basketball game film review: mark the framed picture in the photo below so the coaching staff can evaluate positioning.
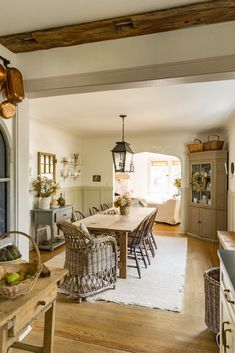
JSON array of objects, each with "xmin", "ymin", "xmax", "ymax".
[{"xmin": 93, "ymin": 175, "xmax": 101, "ymax": 182}]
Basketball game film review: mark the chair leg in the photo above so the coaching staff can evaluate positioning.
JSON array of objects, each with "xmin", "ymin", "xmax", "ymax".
[
  {"xmin": 139, "ymin": 246, "xmax": 147, "ymax": 268},
  {"xmin": 147, "ymin": 236, "xmax": 155, "ymax": 257},
  {"xmin": 143, "ymin": 239, "xmax": 151, "ymax": 265},
  {"xmin": 150, "ymin": 231, "xmax": 157, "ymax": 249},
  {"xmin": 134, "ymin": 248, "xmax": 141, "ymax": 279}
]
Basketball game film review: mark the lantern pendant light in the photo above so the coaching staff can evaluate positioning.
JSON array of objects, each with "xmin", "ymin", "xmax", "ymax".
[{"xmin": 111, "ymin": 115, "xmax": 134, "ymax": 173}]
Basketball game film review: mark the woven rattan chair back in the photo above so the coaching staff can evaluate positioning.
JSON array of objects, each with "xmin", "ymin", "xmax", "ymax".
[
  {"xmin": 89, "ymin": 206, "xmax": 100, "ymax": 215},
  {"xmin": 56, "ymin": 220, "xmax": 118, "ymax": 300}
]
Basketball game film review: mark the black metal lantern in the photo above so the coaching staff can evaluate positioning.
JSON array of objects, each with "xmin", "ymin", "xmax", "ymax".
[{"xmin": 111, "ymin": 115, "xmax": 134, "ymax": 173}]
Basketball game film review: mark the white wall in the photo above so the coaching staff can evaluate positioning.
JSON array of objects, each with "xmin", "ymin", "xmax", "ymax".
[
  {"xmin": 81, "ymin": 131, "xmax": 203, "ymax": 232},
  {"xmin": 29, "ymin": 118, "xmax": 82, "ymax": 191}
]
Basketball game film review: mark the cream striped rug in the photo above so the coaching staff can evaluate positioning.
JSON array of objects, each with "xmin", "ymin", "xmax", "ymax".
[{"xmin": 46, "ymin": 236, "xmax": 188, "ymax": 312}]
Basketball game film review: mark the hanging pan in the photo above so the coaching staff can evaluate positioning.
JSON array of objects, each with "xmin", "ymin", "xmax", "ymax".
[
  {"xmin": 0, "ymin": 64, "xmax": 7, "ymax": 90},
  {"xmin": 0, "ymin": 100, "xmax": 16, "ymax": 119},
  {"xmin": 3, "ymin": 67, "xmax": 25, "ymax": 104}
]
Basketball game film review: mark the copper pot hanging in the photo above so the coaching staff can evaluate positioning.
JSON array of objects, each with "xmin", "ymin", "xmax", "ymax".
[
  {"xmin": 0, "ymin": 64, "xmax": 7, "ymax": 90},
  {"xmin": 3, "ymin": 67, "xmax": 25, "ymax": 104},
  {"xmin": 0, "ymin": 100, "xmax": 16, "ymax": 119}
]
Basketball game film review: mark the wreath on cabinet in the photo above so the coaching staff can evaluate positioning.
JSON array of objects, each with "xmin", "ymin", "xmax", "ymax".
[{"xmin": 192, "ymin": 172, "xmax": 207, "ymax": 192}]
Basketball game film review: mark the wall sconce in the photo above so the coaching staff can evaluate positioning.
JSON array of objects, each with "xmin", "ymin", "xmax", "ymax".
[{"xmin": 224, "ymin": 162, "xmax": 234, "ymax": 177}]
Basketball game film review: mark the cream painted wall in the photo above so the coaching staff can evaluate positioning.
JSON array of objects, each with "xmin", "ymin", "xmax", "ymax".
[
  {"xmin": 29, "ymin": 118, "xmax": 83, "ymax": 191},
  {"xmin": 81, "ymin": 131, "xmax": 201, "ymax": 232},
  {"xmin": 17, "ymin": 21, "xmax": 235, "ymax": 80}
]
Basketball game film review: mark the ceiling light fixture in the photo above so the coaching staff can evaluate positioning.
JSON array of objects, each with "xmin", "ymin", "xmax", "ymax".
[{"xmin": 111, "ymin": 114, "xmax": 134, "ymax": 173}]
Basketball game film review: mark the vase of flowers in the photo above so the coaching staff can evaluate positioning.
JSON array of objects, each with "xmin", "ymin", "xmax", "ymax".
[
  {"xmin": 114, "ymin": 194, "xmax": 131, "ymax": 215},
  {"xmin": 32, "ymin": 176, "xmax": 59, "ymax": 209},
  {"xmin": 174, "ymin": 178, "xmax": 181, "ymax": 195}
]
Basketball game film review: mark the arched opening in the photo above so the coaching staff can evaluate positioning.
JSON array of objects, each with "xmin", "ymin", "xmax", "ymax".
[
  {"xmin": 0, "ymin": 127, "xmax": 10, "ymax": 235},
  {"xmin": 115, "ymin": 152, "xmax": 182, "ymax": 226}
]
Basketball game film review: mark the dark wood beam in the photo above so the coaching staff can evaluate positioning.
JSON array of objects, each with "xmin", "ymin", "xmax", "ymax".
[{"xmin": 0, "ymin": 0, "xmax": 235, "ymax": 53}]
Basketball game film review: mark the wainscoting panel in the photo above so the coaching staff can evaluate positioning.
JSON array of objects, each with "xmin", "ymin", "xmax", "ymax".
[
  {"xmin": 228, "ymin": 191, "xmax": 235, "ymax": 231},
  {"xmin": 82, "ymin": 186, "xmax": 113, "ymax": 215},
  {"xmin": 60, "ymin": 187, "xmax": 83, "ymax": 211}
]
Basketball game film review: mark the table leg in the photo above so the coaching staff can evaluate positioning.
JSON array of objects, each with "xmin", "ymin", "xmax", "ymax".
[
  {"xmin": 43, "ymin": 300, "xmax": 56, "ymax": 353},
  {"xmin": 0, "ymin": 324, "xmax": 8, "ymax": 353},
  {"xmin": 119, "ymin": 231, "xmax": 128, "ymax": 279}
]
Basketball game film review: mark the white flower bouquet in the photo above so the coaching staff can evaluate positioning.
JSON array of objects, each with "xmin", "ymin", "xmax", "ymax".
[
  {"xmin": 114, "ymin": 194, "xmax": 132, "ymax": 208},
  {"xmin": 32, "ymin": 176, "xmax": 59, "ymax": 198}
]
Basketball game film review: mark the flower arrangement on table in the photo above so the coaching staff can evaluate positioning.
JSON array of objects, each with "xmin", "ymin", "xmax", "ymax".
[
  {"xmin": 114, "ymin": 194, "xmax": 132, "ymax": 215},
  {"xmin": 32, "ymin": 176, "xmax": 59, "ymax": 198},
  {"xmin": 114, "ymin": 194, "xmax": 132, "ymax": 208},
  {"xmin": 192, "ymin": 172, "xmax": 206, "ymax": 192}
]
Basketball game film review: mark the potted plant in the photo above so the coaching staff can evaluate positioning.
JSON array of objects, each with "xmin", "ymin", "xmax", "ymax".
[
  {"xmin": 114, "ymin": 194, "xmax": 132, "ymax": 215},
  {"xmin": 32, "ymin": 176, "xmax": 59, "ymax": 209}
]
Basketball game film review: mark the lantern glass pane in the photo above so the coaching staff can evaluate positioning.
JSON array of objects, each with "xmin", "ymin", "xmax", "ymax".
[{"xmin": 124, "ymin": 152, "xmax": 133, "ymax": 172}]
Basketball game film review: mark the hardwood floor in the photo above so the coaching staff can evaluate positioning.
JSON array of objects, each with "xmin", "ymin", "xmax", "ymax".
[{"xmin": 16, "ymin": 225, "xmax": 219, "ymax": 353}]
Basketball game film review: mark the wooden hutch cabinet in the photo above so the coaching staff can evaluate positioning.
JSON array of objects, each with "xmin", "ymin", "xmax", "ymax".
[{"xmin": 188, "ymin": 150, "xmax": 227, "ymax": 241}]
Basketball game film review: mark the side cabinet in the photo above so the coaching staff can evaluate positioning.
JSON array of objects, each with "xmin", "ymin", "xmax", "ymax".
[
  {"xmin": 188, "ymin": 150, "xmax": 227, "ymax": 241},
  {"xmin": 220, "ymin": 264, "xmax": 235, "ymax": 353}
]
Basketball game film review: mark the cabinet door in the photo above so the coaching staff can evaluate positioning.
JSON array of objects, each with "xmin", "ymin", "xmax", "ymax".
[
  {"xmin": 189, "ymin": 207, "xmax": 200, "ymax": 235},
  {"xmin": 220, "ymin": 292, "xmax": 235, "ymax": 353},
  {"xmin": 200, "ymin": 208, "xmax": 213, "ymax": 239}
]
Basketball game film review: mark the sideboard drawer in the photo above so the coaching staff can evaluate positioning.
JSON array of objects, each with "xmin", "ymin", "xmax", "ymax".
[
  {"xmin": 9, "ymin": 285, "xmax": 57, "ymax": 338},
  {"xmin": 56, "ymin": 209, "xmax": 72, "ymax": 222}
]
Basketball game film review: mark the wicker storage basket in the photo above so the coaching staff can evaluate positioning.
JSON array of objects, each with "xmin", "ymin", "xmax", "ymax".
[
  {"xmin": 203, "ymin": 135, "xmax": 224, "ymax": 151},
  {"xmin": 187, "ymin": 139, "xmax": 204, "ymax": 153},
  {"xmin": 0, "ymin": 231, "xmax": 42, "ymax": 299},
  {"xmin": 204, "ymin": 267, "xmax": 220, "ymax": 334}
]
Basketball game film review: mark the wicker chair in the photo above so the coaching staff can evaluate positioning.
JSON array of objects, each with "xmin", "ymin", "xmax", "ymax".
[{"xmin": 57, "ymin": 221, "xmax": 118, "ymax": 301}]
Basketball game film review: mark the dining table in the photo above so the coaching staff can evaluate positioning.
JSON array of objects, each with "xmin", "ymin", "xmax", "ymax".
[{"xmin": 74, "ymin": 207, "xmax": 156, "ymax": 279}]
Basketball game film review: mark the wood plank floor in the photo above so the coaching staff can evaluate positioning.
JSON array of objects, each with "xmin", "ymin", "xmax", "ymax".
[{"xmin": 14, "ymin": 224, "xmax": 219, "ymax": 353}]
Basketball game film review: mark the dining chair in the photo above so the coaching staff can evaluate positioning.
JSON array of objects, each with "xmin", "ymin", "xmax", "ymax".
[
  {"xmin": 57, "ymin": 220, "xmax": 118, "ymax": 301},
  {"xmin": 89, "ymin": 206, "xmax": 100, "ymax": 216},
  {"xmin": 150, "ymin": 210, "xmax": 158, "ymax": 250},
  {"xmin": 142, "ymin": 209, "xmax": 158, "ymax": 264},
  {"xmin": 101, "ymin": 203, "xmax": 109, "ymax": 211},
  {"xmin": 127, "ymin": 216, "xmax": 149, "ymax": 279},
  {"xmin": 71, "ymin": 209, "xmax": 86, "ymax": 222}
]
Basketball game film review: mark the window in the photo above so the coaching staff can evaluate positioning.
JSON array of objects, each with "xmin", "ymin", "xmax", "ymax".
[
  {"xmin": 38, "ymin": 152, "xmax": 56, "ymax": 180},
  {"xmin": 0, "ymin": 129, "xmax": 9, "ymax": 235},
  {"xmin": 149, "ymin": 159, "xmax": 181, "ymax": 199}
]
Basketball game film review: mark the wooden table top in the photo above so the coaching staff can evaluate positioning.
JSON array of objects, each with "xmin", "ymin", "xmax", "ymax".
[
  {"xmin": 74, "ymin": 207, "xmax": 156, "ymax": 233},
  {"xmin": 0, "ymin": 268, "xmax": 67, "ymax": 327},
  {"xmin": 217, "ymin": 230, "xmax": 235, "ymax": 250}
]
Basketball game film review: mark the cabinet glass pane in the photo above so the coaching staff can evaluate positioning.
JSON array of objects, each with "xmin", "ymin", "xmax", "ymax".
[{"xmin": 191, "ymin": 163, "xmax": 212, "ymax": 205}]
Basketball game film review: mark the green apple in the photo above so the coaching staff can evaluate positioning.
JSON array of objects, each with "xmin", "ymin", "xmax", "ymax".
[{"xmin": 6, "ymin": 272, "xmax": 20, "ymax": 284}]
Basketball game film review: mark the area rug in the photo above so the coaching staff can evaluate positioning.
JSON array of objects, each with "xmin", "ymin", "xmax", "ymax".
[{"xmin": 45, "ymin": 236, "xmax": 188, "ymax": 312}]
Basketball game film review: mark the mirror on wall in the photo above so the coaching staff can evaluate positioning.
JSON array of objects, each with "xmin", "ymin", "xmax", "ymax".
[{"xmin": 38, "ymin": 152, "xmax": 57, "ymax": 180}]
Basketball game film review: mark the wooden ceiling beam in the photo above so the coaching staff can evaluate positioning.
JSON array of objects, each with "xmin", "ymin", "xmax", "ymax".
[{"xmin": 0, "ymin": 0, "xmax": 235, "ymax": 53}]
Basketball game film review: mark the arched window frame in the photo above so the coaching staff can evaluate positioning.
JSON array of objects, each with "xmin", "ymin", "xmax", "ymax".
[{"xmin": 0, "ymin": 124, "xmax": 11, "ymax": 236}]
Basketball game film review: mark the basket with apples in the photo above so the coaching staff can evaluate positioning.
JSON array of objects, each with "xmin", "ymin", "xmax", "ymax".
[{"xmin": 0, "ymin": 231, "xmax": 42, "ymax": 298}]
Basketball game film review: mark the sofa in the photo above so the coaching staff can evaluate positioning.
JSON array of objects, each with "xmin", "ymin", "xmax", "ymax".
[{"xmin": 146, "ymin": 198, "xmax": 181, "ymax": 225}]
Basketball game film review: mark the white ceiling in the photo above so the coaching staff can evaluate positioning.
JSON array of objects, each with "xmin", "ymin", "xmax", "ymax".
[
  {"xmin": 0, "ymin": 0, "xmax": 209, "ymax": 35},
  {"xmin": 1, "ymin": 0, "xmax": 233, "ymax": 137},
  {"xmin": 30, "ymin": 80, "xmax": 235, "ymax": 136}
]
